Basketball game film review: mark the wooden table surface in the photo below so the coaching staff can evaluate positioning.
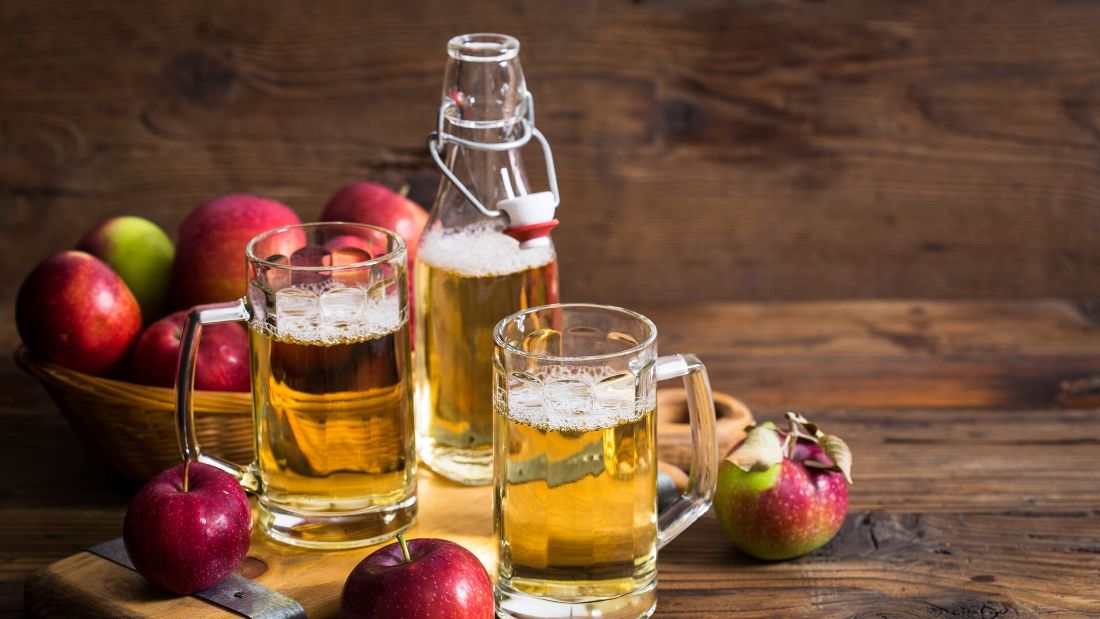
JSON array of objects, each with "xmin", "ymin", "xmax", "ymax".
[{"xmin": 3, "ymin": 299, "xmax": 1099, "ymax": 617}]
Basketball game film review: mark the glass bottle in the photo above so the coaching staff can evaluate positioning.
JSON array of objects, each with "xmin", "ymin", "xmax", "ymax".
[{"xmin": 416, "ymin": 33, "xmax": 560, "ymax": 485}]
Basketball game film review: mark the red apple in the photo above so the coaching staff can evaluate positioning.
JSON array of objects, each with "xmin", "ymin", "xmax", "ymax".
[
  {"xmin": 128, "ymin": 310, "xmax": 250, "ymax": 392},
  {"xmin": 714, "ymin": 413, "xmax": 852, "ymax": 560},
  {"xmin": 16, "ymin": 250, "xmax": 142, "ymax": 376},
  {"xmin": 320, "ymin": 182, "xmax": 428, "ymax": 266},
  {"xmin": 171, "ymin": 194, "xmax": 301, "ymax": 309},
  {"xmin": 123, "ymin": 461, "xmax": 252, "ymax": 594},
  {"xmin": 341, "ymin": 535, "xmax": 493, "ymax": 619},
  {"xmin": 321, "ymin": 182, "xmax": 428, "ymax": 344}
]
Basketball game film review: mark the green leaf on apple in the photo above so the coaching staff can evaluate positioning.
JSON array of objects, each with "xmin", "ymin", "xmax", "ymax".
[
  {"xmin": 784, "ymin": 411, "xmax": 823, "ymax": 441},
  {"xmin": 820, "ymin": 434, "xmax": 853, "ymax": 484},
  {"xmin": 784, "ymin": 411, "xmax": 853, "ymax": 485},
  {"xmin": 726, "ymin": 421, "xmax": 783, "ymax": 472}
]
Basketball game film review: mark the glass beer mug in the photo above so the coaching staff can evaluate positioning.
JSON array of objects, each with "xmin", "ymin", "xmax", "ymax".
[
  {"xmin": 493, "ymin": 304, "xmax": 718, "ymax": 619},
  {"xmin": 176, "ymin": 223, "xmax": 415, "ymax": 549}
]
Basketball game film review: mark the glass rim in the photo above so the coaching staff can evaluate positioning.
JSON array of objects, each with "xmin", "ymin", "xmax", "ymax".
[
  {"xmin": 494, "ymin": 303, "xmax": 658, "ymax": 363},
  {"xmin": 245, "ymin": 222, "xmax": 407, "ymax": 272},
  {"xmin": 447, "ymin": 33, "xmax": 520, "ymax": 62}
]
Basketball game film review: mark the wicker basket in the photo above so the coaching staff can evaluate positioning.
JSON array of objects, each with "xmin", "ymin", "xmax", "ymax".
[
  {"xmin": 15, "ymin": 347, "xmax": 254, "ymax": 481},
  {"xmin": 17, "ymin": 343, "xmax": 754, "ymax": 482}
]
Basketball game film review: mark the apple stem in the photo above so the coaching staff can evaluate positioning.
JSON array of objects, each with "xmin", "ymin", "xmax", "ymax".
[
  {"xmin": 398, "ymin": 183, "xmax": 410, "ymax": 198},
  {"xmin": 182, "ymin": 459, "xmax": 191, "ymax": 493},
  {"xmin": 397, "ymin": 532, "xmax": 411, "ymax": 563},
  {"xmin": 784, "ymin": 414, "xmax": 802, "ymax": 459}
]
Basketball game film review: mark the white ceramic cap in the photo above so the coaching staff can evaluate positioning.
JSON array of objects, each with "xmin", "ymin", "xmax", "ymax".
[{"xmin": 497, "ymin": 191, "xmax": 557, "ymax": 227}]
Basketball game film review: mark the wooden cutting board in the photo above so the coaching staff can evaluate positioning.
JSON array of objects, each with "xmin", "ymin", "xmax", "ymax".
[{"xmin": 24, "ymin": 390, "xmax": 751, "ymax": 618}]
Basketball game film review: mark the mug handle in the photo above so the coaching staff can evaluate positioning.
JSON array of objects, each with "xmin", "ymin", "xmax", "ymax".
[
  {"xmin": 175, "ymin": 299, "xmax": 259, "ymax": 491},
  {"xmin": 654, "ymin": 354, "xmax": 718, "ymax": 549}
]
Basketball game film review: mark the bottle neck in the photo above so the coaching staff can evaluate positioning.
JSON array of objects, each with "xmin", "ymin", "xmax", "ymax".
[
  {"xmin": 430, "ymin": 33, "xmax": 533, "ymax": 230},
  {"xmin": 431, "ymin": 121, "xmax": 531, "ymax": 229}
]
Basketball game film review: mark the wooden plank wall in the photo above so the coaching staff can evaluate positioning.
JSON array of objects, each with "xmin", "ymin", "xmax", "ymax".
[{"xmin": 3, "ymin": 0, "xmax": 1100, "ymax": 333}]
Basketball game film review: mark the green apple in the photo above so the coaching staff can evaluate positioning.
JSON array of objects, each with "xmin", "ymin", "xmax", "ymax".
[{"xmin": 77, "ymin": 216, "xmax": 174, "ymax": 322}]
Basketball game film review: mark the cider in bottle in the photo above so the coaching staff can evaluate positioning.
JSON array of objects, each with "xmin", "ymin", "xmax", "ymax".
[{"xmin": 417, "ymin": 33, "xmax": 562, "ymax": 485}]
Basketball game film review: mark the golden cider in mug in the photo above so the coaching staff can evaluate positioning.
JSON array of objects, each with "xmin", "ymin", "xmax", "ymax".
[
  {"xmin": 248, "ymin": 288, "xmax": 415, "ymax": 548},
  {"xmin": 493, "ymin": 304, "xmax": 718, "ymax": 619},
  {"xmin": 175, "ymin": 223, "xmax": 417, "ymax": 550},
  {"xmin": 494, "ymin": 373, "xmax": 658, "ymax": 602}
]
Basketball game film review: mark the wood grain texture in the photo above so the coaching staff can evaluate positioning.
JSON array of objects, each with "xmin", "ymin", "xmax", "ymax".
[
  {"xmin": 658, "ymin": 510, "xmax": 1100, "ymax": 618},
  {"xmin": 24, "ymin": 472, "xmax": 496, "ymax": 619},
  {"xmin": 641, "ymin": 299, "xmax": 1100, "ymax": 411},
  {"xmin": 2, "ymin": 0, "xmax": 1100, "ymax": 320},
  {"xmin": 18, "ymin": 406, "xmax": 1100, "ymax": 618},
  {"xmin": 23, "ymin": 399, "xmax": 749, "ymax": 617},
  {"xmin": 4, "ymin": 300, "xmax": 1100, "ymax": 617}
]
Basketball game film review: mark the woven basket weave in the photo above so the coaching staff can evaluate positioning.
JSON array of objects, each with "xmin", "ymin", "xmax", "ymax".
[
  {"xmin": 15, "ymin": 347, "xmax": 253, "ymax": 481},
  {"xmin": 16, "ymin": 345, "xmax": 754, "ymax": 482}
]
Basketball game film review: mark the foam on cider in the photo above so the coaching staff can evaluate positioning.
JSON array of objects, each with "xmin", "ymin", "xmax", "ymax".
[
  {"xmin": 417, "ymin": 222, "xmax": 555, "ymax": 277},
  {"xmin": 258, "ymin": 283, "xmax": 406, "ymax": 345},
  {"xmin": 500, "ymin": 366, "xmax": 655, "ymax": 433}
]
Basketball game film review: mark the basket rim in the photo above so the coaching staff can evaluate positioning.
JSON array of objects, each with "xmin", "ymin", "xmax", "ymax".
[{"xmin": 14, "ymin": 346, "xmax": 251, "ymax": 412}]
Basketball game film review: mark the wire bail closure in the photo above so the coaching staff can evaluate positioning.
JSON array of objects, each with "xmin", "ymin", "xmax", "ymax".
[{"xmin": 427, "ymin": 90, "xmax": 560, "ymax": 220}]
